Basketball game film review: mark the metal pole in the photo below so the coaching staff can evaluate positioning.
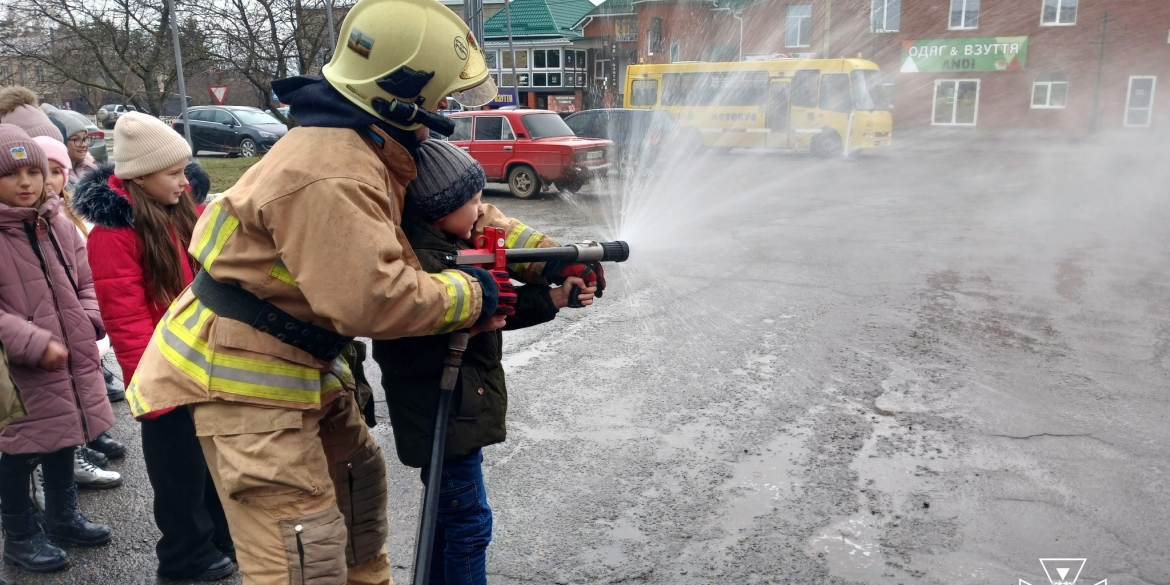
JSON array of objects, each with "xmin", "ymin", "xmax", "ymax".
[
  {"xmin": 166, "ymin": 0, "xmax": 193, "ymax": 154},
  {"xmin": 324, "ymin": 0, "xmax": 337, "ymax": 54},
  {"xmin": 506, "ymin": 0, "xmax": 519, "ymax": 106},
  {"xmin": 1090, "ymin": 12, "xmax": 1109, "ymax": 133}
]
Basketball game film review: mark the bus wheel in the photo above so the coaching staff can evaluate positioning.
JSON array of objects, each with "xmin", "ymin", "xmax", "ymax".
[
  {"xmin": 508, "ymin": 165, "xmax": 540, "ymax": 199},
  {"xmin": 811, "ymin": 131, "xmax": 844, "ymax": 158}
]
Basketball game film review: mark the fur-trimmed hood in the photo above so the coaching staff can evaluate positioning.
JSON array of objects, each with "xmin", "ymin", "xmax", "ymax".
[
  {"xmin": 71, "ymin": 161, "xmax": 212, "ymax": 229},
  {"xmin": 71, "ymin": 163, "xmax": 132, "ymax": 229}
]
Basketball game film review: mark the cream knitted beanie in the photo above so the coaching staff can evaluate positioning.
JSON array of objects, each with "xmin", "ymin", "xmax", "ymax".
[{"xmin": 113, "ymin": 112, "xmax": 191, "ymax": 179}]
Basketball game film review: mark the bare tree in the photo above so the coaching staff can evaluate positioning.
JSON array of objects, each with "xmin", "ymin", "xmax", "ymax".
[
  {"xmin": 0, "ymin": 0, "xmax": 210, "ymax": 116},
  {"xmin": 196, "ymin": 0, "xmax": 351, "ymax": 122}
]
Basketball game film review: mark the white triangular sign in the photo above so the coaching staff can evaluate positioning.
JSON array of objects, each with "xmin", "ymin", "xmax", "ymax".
[
  {"xmin": 900, "ymin": 57, "xmax": 918, "ymax": 73},
  {"xmin": 211, "ymin": 87, "xmax": 227, "ymax": 103}
]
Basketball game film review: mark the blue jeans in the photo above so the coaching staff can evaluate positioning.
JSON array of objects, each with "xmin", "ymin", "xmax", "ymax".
[{"xmin": 420, "ymin": 449, "xmax": 492, "ymax": 585}]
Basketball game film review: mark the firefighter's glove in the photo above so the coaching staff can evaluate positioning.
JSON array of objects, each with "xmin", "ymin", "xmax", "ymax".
[
  {"xmin": 457, "ymin": 266, "xmax": 498, "ymax": 326},
  {"xmin": 492, "ymin": 269, "xmax": 518, "ymax": 316}
]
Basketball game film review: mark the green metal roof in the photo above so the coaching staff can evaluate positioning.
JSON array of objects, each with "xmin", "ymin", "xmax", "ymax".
[
  {"xmin": 484, "ymin": 0, "xmax": 598, "ymax": 40},
  {"xmin": 587, "ymin": 0, "xmax": 633, "ymax": 17}
]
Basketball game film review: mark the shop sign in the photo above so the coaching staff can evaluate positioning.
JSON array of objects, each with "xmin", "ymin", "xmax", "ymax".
[
  {"xmin": 487, "ymin": 93, "xmax": 516, "ymax": 108},
  {"xmin": 901, "ymin": 37, "xmax": 1027, "ymax": 73},
  {"xmin": 548, "ymin": 95, "xmax": 578, "ymax": 113}
]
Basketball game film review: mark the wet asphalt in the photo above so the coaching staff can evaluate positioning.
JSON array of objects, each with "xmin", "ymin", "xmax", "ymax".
[{"xmin": 7, "ymin": 130, "xmax": 1170, "ymax": 585}]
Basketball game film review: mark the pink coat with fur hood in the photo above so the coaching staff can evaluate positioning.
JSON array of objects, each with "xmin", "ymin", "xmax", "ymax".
[{"xmin": 0, "ymin": 194, "xmax": 113, "ymax": 454}]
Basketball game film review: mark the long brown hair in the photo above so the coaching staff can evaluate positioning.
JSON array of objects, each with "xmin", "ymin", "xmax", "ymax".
[
  {"xmin": 57, "ymin": 189, "xmax": 89, "ymax": 237},
  {"xmin": 124, "ymin": 180, "xmax": 199, "ymax": 304}
]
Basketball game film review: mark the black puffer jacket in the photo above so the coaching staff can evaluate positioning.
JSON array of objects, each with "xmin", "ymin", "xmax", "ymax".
[{"xmin": 373, "ymin": 212, "xmax": 559, "ymax": 467}]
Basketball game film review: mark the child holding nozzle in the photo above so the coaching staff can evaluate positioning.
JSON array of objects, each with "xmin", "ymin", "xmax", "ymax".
[{"xmin": 373, "ymin": 139, "xmax": 598, "ymax": 585}]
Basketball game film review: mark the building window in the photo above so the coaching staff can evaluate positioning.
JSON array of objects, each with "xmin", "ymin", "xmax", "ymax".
[
  {"xmin": 549, "ymin": 72, "xmax": 562, "ymax": 87},
  {"xmin": 872, "ymin": 0, "xmax": 900, "ymax": 32},
  {"xmin": 616, "ymin": 20, "xmax": 637, "ymax": 42},
  {"xmin": 648, "ymin": 18, "xmax": 663, "ymax": 55},
  {"xmin": 533, "ymin": 49, "xmax": 560, "ymax": 69},
  {"xmin": 533, "ymin": 73, "xmax": 547, "ymax": 87},
  {"xmin": 502, "ymin": 50, "xmax": 528, "ymax": 69},
  {"xmin": 669, "ymin": 41, "xmax": 680, "ymax": 63},
  {"xmin": 949, "ymin": 0, "xmax": 979, "ymax": 29},
  {"xmin": 1041, "ymin": 0, "xmax": 1077, "ymax": 25},
  {"xmin": 786, "ymin": 5, "xmax": 812, "ymax": 48},
  {"xmin": 933, "ymin": 79, "xmax": 980, "ymax": 126},
  {"xmin": 485, "ymin": 50, "xmax": 498, "ymax": 69},
  {"xmin": 1125, "ymin": 76, "xmax": 1157, "ymax": 127},
  {"xmin": 1031, "ymin": 70, "xmax": 1068, "ymax": 109}
]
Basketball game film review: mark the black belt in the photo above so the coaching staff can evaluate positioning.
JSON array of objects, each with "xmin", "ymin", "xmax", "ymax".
[{"xmin": 190, "ymin": 270, "xmax": 352, "ymax": 362}]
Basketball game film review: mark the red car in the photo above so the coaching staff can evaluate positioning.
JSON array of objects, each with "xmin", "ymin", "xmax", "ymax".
[{"xmin": 447, "ymin": 110, "xmax": 613, "ymax": 198}]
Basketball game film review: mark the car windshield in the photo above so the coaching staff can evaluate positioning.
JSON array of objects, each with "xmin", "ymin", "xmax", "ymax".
[
  {"xmin": 232, "ymin": 110, "xmax": 282, "ymax": 125},
  {"xmin": 851, "ymin": 70, "xmax": 893, "ymax": 111},
  {"xmin": 521, "ymin": 113, "xmax": 575, "ymax": 139}
]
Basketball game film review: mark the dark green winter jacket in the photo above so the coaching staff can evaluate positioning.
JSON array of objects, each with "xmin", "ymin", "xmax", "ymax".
[{"xmin": 373, "ymin": 212, "xmax": 559, "ymax": 468}]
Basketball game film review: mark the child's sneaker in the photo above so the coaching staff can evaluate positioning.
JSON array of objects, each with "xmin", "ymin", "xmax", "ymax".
[{"xmin": 73, "ymin": 450, "xmax": 121, "ymax": 490}]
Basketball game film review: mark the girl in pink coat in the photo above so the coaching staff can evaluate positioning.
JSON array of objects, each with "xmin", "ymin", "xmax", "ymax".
[{"xmin": 0, "ymin": 124, "xmax": 113, "ymax": 574}]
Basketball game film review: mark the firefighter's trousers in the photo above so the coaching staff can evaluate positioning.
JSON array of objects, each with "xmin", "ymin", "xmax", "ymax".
[{"xmin": 191, "ymin": 391, "xmax": 391, "ymax": 585}]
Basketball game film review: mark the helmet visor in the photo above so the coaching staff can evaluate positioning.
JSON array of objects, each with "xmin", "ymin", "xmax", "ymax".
[{"xmin": 450, "ymin": 76, "xmax": 499, "ymax": 108}]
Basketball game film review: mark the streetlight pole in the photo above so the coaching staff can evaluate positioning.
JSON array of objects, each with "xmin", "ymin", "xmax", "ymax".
[
  {"xmin": 505, "ymin": 0, "xmax": 519, "ymax": 106},
  {"xmin": 166, "ymin": 0, "xmax": 192, "ymax": 153},
  {"xmin": 324, "ymin": 0, "xmax": 337, "ymax": 53}
]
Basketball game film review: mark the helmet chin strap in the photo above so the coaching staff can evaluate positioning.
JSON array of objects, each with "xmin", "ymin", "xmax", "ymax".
[{"xmin": 372, "ymin": 98, "xmax": 456, "ymax": 137}]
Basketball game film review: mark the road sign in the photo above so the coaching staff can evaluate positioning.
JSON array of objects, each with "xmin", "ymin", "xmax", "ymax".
[{"xmin": 209, "ymin": 85, "xmax": 229, "ymax": 105}]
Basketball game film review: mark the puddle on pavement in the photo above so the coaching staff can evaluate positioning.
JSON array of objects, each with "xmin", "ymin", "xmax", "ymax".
[{"xmin": 713, "ymin": 431, "xmax": 808, "ymax": 555}]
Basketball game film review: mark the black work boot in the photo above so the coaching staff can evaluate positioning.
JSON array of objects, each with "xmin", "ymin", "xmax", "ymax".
[
  {"xmin": 2, "ymin": 508, "xmax": 69, "ymax": 572},
  {"xmin": 43, "ymin": 486, "xmax": 112, "ymax": 547},
  {"xmin": 102, "ymin": 363, "xmax": 125, "ymax": 403},
  {"xmin": 85, "ymin": 432, "xmax": 125, "ymax": 460}
]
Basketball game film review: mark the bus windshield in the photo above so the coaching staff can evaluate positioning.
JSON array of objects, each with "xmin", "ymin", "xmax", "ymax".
[{"xmin": 851, "ymin": 70, "xmax": 893, "ymax": 111}]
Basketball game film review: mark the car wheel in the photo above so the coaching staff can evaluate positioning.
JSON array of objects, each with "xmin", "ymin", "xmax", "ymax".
[
  {"xmin": 508, "ymin": 165, "xmax": 540, "ymax": 199},
  {"xmin": 238, "ymin": 138, "xmax": 258, "ymax": 158},
  {"xmin": 811, "ymin": 130, "xmax": 844, "ymax": 158}
]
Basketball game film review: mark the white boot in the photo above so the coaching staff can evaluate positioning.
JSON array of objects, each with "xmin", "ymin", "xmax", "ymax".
[{"xmin": 73, "ymin": 449, "xmax": 122, "ymax": 490}]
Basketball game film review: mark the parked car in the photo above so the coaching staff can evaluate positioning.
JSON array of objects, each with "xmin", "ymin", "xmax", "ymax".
[
  {"xmin": 85, "ymin": 122, "xmax": 108, "ymax": 163},
  {"xmin": 172, "ymin": 106, "xmax": 288, "ymax": 157},
  {"xmin": 447, "ymin": 110, "xmax": 613, "ymax": 198},
  {"xmin": 96, "ymin": 104, "xmax": 137, "ymax": 129},
  {"xmin": 564, "ymin": 108, "xmax": 703, "ymax": 177}
]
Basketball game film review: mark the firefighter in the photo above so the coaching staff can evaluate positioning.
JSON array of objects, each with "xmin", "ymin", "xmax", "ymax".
[{"xmin": 126, "ymin": 0, "xmax": 563, "ymax": 582}]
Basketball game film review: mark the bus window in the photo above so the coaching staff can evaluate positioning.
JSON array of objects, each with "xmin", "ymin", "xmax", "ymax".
[
  {"xmin": 631, "ymin": 80, "xmax": 659, "ymax": 106},
  {"xmin": 662, "ymin": 72, "xmax": 769, "ymax": 107},
  {"xmin": 792, "ymin": 70, "xmax": 820, "ymax": 108},
  {"xmin": 851, "ymin": 70, "xmax": 893, "ymax": 111},
  {"xmin": 819, "ymin": 74, "xmax": 852, "ymax": 113}
]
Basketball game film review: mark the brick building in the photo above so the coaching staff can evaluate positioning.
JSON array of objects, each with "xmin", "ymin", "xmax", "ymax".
[
  {"xmin": 592, "ymin": 0, "xmax": 1170, "ymax": 131},
  {"xmin": 482, "ymin": 0, "xmax": 597, "ymax": 110}
]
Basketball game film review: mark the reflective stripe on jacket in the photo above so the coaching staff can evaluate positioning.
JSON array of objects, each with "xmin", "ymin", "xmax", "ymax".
[{"xmin": 128, "ymin": 128, "xmax": 554, "ymax": 417}]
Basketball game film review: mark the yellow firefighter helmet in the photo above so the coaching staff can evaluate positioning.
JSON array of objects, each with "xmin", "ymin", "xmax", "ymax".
[{"xmin": 322, "ymin": 0, "xmax": 498, "ymax": 130}]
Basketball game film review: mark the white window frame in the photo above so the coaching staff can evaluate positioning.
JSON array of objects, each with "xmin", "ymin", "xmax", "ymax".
[
  {"xmin": 669, "ymin": 41, "xmax": 680, "ymax": 63},
  {"xmin": 1031, "ymin": 79, "xmax": 1068, "ymax": 109},
  {"xmin": 871, "ymin": 0, "xmax": 900, "ymax": 33},
  {"xmin": 948, "ymin": 0, "xmax": 979, "ymax": 30},
  {"xmin": 785, "ymin": 5, "xmax": 813, "ymax": 48},
  {"xmin": 932, "ymin": 79, "xmax": 980, "ymax": 126},
  {"xmin": 1124, "ymin": 76, "xmax": 1157, "ymax": 128},
  {"xmin": 1040, "ymin": 0, "xmax": 1077, "ymax": 26}
]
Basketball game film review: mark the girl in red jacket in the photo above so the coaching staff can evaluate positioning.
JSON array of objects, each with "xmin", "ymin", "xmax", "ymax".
[
  {"xmin": 72, "ymin": 113, "xmax": 236, "ymax": 581},
  {"xmin": 0, "ymin": 124, "xmax": 113, "ymax": 573}
]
